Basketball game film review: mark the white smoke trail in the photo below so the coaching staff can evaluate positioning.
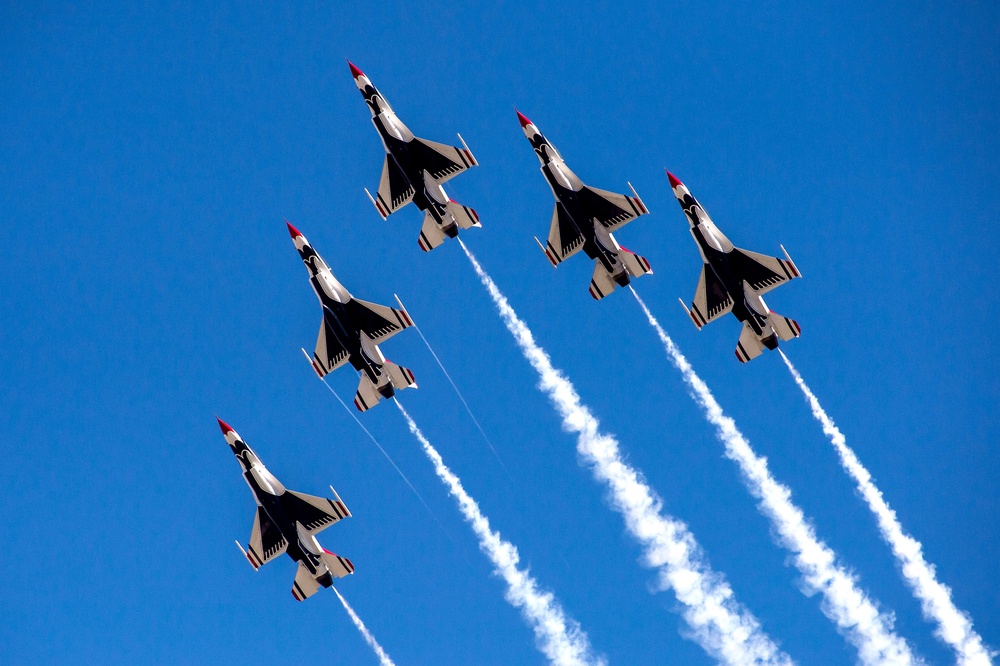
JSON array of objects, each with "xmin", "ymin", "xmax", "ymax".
[
  {"xmin": 394, "ymin": 399, "xmax": 603, "ymax": 666},
  {"xmin": 460, "ymin": 240, "xmax": 791, "ymax": 666},
  {"xmin": 630, "ymin": 288, "xmax": 918, "ymax": 666},
  {"xmin": 779, "ymin": 351, "xmax": 993, "ymax": 665},
  {"xmin": 333, "ymin": 586, "xmax": 396, "ymax": 666}
]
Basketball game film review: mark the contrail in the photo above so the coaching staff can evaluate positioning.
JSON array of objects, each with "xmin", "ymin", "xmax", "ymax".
[
  {"xmin": 399, "ymin": 297, "xmax": 514, "ymax": 482},
  {"xmin": 395, "ymin": 399, "xmax": 603, "ymax": 666},
  {"xmin": 780, "ymin": 351, "xmax": 993, "ymax": 665},
  {"xmin": 460, "ymin": 240, "xmax": 791, "ymax": 666},
  {"xmin": 333, "ymin": 585, "xmax": 396, "ymax": 666},
  {"xmin": 630, "ymin": 288, "xmax": 918, "ymax": 666}
]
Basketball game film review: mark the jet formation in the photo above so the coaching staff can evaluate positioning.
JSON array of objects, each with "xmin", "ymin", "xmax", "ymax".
[
  {"xmin": 517, "ymin": 110, "xmax": 653, "ymax": 300},
  {"xmin": 220, "ymin": 418, "xmax": 354, "ymax": 601},
  {"xmin": 668, "ymin": 172, "xmax": 802, "ymax": 362},
  {"xmin": 288, "ymin": 222, "xmax": 417, "ymax": 411},
  {"xmin": 350, "ymin": 61, "xmax": 481, "ymax": 252},
  {"xmin": 220, "ymin": 62, "xmax": 807, "ymax": 605}
]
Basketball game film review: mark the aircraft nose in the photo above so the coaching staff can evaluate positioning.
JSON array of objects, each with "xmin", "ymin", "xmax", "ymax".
[
  {"xmin": 217, "ymin": 417, "xmax": 234, "ymax": 435},
  {"xmin": 348, "ymin": 61, "xmax": 364, "ymax": 78},
  {"xmin": 286, "ymin": 220, "xmax": 304, "ymax": 240},
  {"xmin": 515, "ymin": 109, "xmax": 533, "ymax": 128},
  {"xmin": 666, "ymin": 170, "xmax": 683, "ymax": 188}
]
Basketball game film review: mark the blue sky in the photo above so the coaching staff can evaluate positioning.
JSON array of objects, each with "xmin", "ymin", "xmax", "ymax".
[{"xmin": 1, "ymin": 2, "xmax": 998, "ymax": 664}]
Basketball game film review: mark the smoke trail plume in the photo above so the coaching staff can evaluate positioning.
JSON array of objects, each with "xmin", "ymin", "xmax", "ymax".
[
  {"xmin": 333, "ymin": 586, "xmax": 396, "ymax": 666},
  {"xmin": 460, "ymin": 240, "xmax": 791, "ymax": 666},
  {"xmin": 780, "ymin": 351, "xmax": 993, "ymax": 665},
  {"xmin": 395, "ymin": 399, "xmax": 603, "ymax": 666},
  {"xmin": 631, "ymin": 288, "xmax": 917, "ymax": 666}
]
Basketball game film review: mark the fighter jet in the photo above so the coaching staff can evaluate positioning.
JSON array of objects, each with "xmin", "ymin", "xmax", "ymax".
[
  {"xmin": 288, "ymin": 222, "xmax": 417, "ymax": 411},
  {"xmin": 349, "ymin": 61, "xmax": 480, "ymax": 252},
  {"xmin": 516, "ymin": 110, "xmax": 652, "ymax": 300},
  {"xmin": 668, "ymin": 171, "xmax": 802, "ymax": 363},
  {"xmin": 220, "ymin": 418, "xmax": 354, "ymax": 601}
]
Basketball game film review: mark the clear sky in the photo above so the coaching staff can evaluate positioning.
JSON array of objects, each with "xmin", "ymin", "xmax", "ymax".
[{"xmin": 1, "ymin": 2, "xmax": 998, "ymax": 664}]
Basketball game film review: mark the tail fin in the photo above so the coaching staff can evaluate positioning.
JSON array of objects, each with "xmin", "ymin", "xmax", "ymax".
[
  {"xmin": 620, "ymin": 247, "xmax": 652, "ymax": 279},
  {"xmin": 446, "ymin": 199, "xmax": 481, "ymax": 230},
  {"xmin": 768, "ymin": 311, "xmax": 802, "ymax": 342}
]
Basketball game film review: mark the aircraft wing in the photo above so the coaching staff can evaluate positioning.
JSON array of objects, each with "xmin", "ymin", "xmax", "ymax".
[
  {"xmin": 345, "ymin": 298, "xmax": 414, "ymax": 345},
  {"xmin": 312, "ymin": 313, "xmax": 351, "ymax": 378},
  {"xmin": 246, "ymin": 507, "xmax": 288, "ymax": 570},
  {"xmin": 372, "ymin": 155, "xmax": 415, "ymax": 219},
  {"xmin": 284, "ymin": 490, "xmax": 351, "ymax": 536},
  {"xmin": 539, "ymin": 203, "xmax": 585, "ymax": 266},
  {"xmin": 577, "ymin": 185, "xmax": 648, "ymax": 233},
  {"xmin": 688, "ymin": 264, "xmax": 734, "ymax": 329},
  {"xmin": 408, "ymin": 137, "xmax": 477, "ymax": 184},
  {"xmin": 728, "ymin": 248, "xmax": 801, "ymax": 295}
]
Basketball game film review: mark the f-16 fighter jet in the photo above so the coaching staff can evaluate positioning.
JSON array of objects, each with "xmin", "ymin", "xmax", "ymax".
[
  {"xmin": 349, "ymin": 61, "xmax": 480, "ymax": 252},
  {"xmin": 288, "ymin": 222, "xmax": 417, "ymax": 411},
  {"xmin": 219, "ymin": 418, "xmax": 355, "ymax": 601},
  {"xmin": 668, "ymin": 172, "xmax": 802, "ymax": 363},
  {"xmin": 516, "ymin": 110, "xmax": 652, "ymax": 300}
]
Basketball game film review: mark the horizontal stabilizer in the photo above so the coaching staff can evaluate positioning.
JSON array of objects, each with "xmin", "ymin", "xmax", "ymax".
[
  {"xmin": 291, "ymin": 562, "xmax": 321, "ymax": 602},
  {"xmin": 446, "ymin": 199, "xmax": 481, "ymax": 230},
  {"xmin": 384, "ymin": 360, "xmax": 417, "ymax": 392},
  {"xmin": 354, "ymin": 374, "xmax": 383, "ymax": 412},
  {"xmin": 320, "ymin": 550, "xmax": 355, "ymax": 578},
  {"xmin": 620, "ymin": 248, "xmax": 652, "ymax": 279},
  {"xmin": 418, "ymin": 211, "xmax": 447, "ymax": 252},
  {"xmin": 589, "ymin": 262, "xmax": 626, "ymax": 301},
  {"xmin": 768, "ymin": 311, "xmax": 801, "ymax": 342},
  {"xmin": 353, "ymin": 361, "xmax": 415, "ymax": 412},
  {"xmin": 735, "ymin": 322, "xmax": 765, "ymax": 364}
]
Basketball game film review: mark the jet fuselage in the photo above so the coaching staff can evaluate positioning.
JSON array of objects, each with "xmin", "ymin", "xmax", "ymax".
[
  {"xmin": 683, "ymin": 195, "xmax": 778, "ymax": 347},
  {"xmin": 296, "ymin": 240, "xmax": 391, "ymax": 388},
  {"xmin": 362, "ymin": 81, "xmax": 458, "ymax": 236},
  {"xmin": 227, "ymin": 436, "xmax": 335, "ymax": 585},
  {"xmin": 529, "ymin": 131, "xmax": 623, "ymax": 277}
]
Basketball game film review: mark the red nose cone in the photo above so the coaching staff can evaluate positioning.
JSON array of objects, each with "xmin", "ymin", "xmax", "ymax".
[
  {"xmin": 515, "ymin": 109, "xmax": 533, "ymax": 128},
  {"xmin": 286, "ymin": 220, "xmax": 303, "ymax": 239},
  {"xmin": 217, "ymin": 417, "xmax": 234, "ymax": 435},
  {"xmin": 348, "ymin": 61, "xmax": 364, "ymax": 78},
  {"xmin": 666, "ymin": 170, "xmax": 682, "ymax": 188}
]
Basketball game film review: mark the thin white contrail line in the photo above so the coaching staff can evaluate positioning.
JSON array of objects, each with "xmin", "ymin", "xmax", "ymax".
[
  {"xmin": 630, "ymin": 287, "xmax": 919, "ymax": 666},
  {"xmin": 307, "ymin": 361, "xmax": 454, "ymax": 544},
  {"xmin": 395, "ymin": 399, "xmax": 604, "ymax": 666},
  {"xmin": 333, "ymin": 586, "xmax": 396, "ymax": 666},
  {"xmin": 460, "ymin": 240, "xmax": 792, "ymax": 666},
  {"xmin": 779, "ymin": 351, "xmax": 993, "ymax": 665},
  {"xmin": 407, "ymin": 315, "xmax": 514, "ymax": 482}
]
